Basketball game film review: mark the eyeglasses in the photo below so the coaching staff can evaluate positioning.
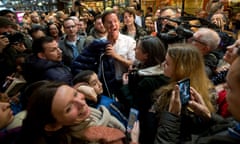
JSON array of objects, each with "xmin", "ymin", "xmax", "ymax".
[
  {"xmin": 65, "ymin": 25, "xmax": 76, "ymax": 29},
  {"xmin": 188, "ymin": 37, "xmax": 207, "ymax": 46}
]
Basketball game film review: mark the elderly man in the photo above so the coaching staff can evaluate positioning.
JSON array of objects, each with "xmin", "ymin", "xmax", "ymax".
[{"xmin": 189, "ymin": 27, "xmax": 221, "ymax": 78}]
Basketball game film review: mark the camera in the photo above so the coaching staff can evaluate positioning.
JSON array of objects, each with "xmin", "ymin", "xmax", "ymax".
[
  {"xmin": 2, "ymin": 32, "xmax": 25, "ymax": 45},
  {"xmin": 157, "ymin": 18, "xmax": 194, "ymax": 44}
]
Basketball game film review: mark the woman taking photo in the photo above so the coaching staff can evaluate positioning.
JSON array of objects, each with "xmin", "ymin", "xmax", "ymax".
[{"xmin": 154, "ymin": 43, "xmax": 217, "ymax": 142}]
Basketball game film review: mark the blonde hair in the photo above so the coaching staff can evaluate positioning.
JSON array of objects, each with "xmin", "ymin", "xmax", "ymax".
[{"xmin": 166, "ymin": 43, "xmax": 215, "ymax": 112}]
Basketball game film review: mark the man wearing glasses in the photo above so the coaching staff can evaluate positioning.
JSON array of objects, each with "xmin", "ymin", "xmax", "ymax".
[
  {"xmin": 58, "ymin": 18, "xmax": 86, "ymax": 66},
  {"xmin": 189, "ymin": 27, "xmax": 221, "ymax": 78}
]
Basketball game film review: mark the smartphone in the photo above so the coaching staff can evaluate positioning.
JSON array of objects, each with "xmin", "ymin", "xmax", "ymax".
[
  {"xmin": 177, "ymin": 78, "xmax": 190, "ymax": 105},
  {"xmin": 127, "ymin": 108, "xmax": 139, "ymax": 131}
]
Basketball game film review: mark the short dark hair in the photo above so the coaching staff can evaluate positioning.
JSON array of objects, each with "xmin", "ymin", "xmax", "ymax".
[
  {"xmin": 32, "ymin": 36, "xmax": 55, "ymax": 54},
  {"xmin": 101, "ymin": 10, "xmax": 117, "ymax": 24},
  {"xmin": 72, "ymin": 70, "xmax": 95, "ymax": 85},
  {"xmin": 94, "ymin": 14, "xmax": 102, "ymax": 22},
  {"xmin": 28, "ymin": 26, "xmax": 46, "ymax": 37},
  {"xmin": 147, "ymin": 7, "xmax": 153, "ymax": 12},
  {"xmin": 63, "ymin": 17, "xmax": 75, "ymax": 28}
]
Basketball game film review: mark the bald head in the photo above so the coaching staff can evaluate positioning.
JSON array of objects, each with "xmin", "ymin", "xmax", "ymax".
[{"xmin": 193, "ymin": 28, "xmax": 221, "ymax": 50}]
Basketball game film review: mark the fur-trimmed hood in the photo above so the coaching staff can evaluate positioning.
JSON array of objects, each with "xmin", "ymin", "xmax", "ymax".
[{"xmin": 137, "ymin": 65, "xmax": 164, "ymax": 76}]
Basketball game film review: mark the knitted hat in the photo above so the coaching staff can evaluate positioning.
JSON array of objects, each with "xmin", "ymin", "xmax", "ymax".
[
  {"xmin": 0, "ymin": 16, "xmax": 16, "ymax": 28},
  {"xmin": 0, "ymin": 9, "xmax": 15, "ymax": 16}
]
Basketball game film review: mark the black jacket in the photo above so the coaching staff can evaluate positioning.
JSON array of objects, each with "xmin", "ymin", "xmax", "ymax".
[
  {"xmin": 121, "ymin": 65, "xmax": 169, "ymax": 144},
  {"xmin": 154, "ymin": 111, "xmax": 240, "ymax": 144},
  {"xmin": 71, "ymin": 39, "xmax": 116, "ymax": 96},
  {"xmin": 23, "ymin": 54, "xmax": 73, "ymax": 85}
]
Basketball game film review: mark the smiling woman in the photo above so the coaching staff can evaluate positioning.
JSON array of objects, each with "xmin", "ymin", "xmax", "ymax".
[{"xmin": 16, "ymin": 81, "xmax": 137, "ymax": 144}]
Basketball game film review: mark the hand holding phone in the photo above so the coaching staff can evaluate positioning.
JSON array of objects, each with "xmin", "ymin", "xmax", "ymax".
[
  {"xmin": 177, "ymin": 78, "xmax": 190, "ymax": 105},
  {"xmin": 127, "ymin": 108, "xmax": 139, "ymax": 132}
]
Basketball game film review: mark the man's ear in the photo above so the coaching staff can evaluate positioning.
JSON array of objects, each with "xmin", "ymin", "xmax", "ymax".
[
  {"xmin": 44, "ymin": 123, "xmax": 62, "ymax": 132},
  {"xmin": 37, "ymin": 52, "xmax": 46, "ymax": 59},
  {"xmin": 205, "ymin": 46, "xmax": 211, "ymax": 53}
]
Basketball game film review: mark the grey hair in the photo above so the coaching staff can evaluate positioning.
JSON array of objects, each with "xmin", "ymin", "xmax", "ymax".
[
  {"xmin": 194, "ymin": 27, "xmax": 220, "ymax": 50},
  {"xmin": 69, "ymin": 16, "xmax": 79, "ymax": 21}
]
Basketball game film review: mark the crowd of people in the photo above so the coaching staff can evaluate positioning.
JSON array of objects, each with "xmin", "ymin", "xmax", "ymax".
[{"xmin": 0, "ymin": 0, "xmax": 240, "ymax": 143}]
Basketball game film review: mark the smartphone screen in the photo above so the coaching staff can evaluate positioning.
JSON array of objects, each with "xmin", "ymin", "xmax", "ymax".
[
  {"xmin": 127, "ymin": 108, "xmax": 139, "ymax": 131},
  {"xmin": 177, "ymin": 78, "xmax": 190, "ymax": 105}
]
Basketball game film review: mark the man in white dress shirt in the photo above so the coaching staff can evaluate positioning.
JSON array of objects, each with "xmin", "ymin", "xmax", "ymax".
[{"xmin": 102, "ymin": 10, "xmax": 136, "ymax": 81}]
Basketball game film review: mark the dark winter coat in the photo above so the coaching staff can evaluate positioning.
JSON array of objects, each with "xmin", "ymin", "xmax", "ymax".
[
  {"xmin": 154, "ymin": 112, "xmax": 240, "ymax": 144},
  {"xmin": 58, "ymin": 35, "xmax": 86, "ymax": 66},
  {"xmin": 120, "ymin": 65, "xmax": 169, "ymax": 144},
  {"xmin": 71, "ymin": 39, "xmax": 116, "ymax": 96},
  {"xmin": 22, "ymin": 54, "xmax": 73, "ymax": 85}
]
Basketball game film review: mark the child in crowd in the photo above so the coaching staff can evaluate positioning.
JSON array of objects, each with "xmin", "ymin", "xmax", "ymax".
[{"xmin": 72, "ymin": 70, "xmax": 128, "ymax": 127}]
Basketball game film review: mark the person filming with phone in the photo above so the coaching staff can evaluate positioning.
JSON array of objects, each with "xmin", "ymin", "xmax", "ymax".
[
  {"xmin": 153, "ymin": 43, "xmax": 217, "ymax": 143},
  {"xmin": 154, "ymin": 43, "xmax": 240, "ymax": 143}
]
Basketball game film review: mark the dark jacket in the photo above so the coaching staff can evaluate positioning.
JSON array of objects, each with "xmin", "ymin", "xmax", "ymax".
[
  {"xmin": 85, "ymin": 27, "xmax": 105, "ymax": 46},
  {"xmin": 204, "ymin": 51, "xmax": 222, "ymax": 79},
  {"xmin": 0, "ymin": 127, "xmax": 21, "ymax": 144},
  {"xmin": 71, "ymin": 39, "xmax": 116, "ymax": 96},
  {"xmin": 154, "ymin": 111, "xmax": 240, "ymax": 144},
  {"xmin": 22, "ymin": 54, "xmax": 73, "ymax": 85},
  {"xmin": 120, "ymin": 65, "xmax": 169, "ymax": 144},
  {"xmin": 58, "ymin": 35, "xmax": 86, "ymax": 66}
]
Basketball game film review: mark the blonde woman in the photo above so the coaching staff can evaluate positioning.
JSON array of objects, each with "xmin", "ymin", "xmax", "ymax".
[{"xmin": 154, "ymin": 43, "xmax": 217, "ymax": 142}]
